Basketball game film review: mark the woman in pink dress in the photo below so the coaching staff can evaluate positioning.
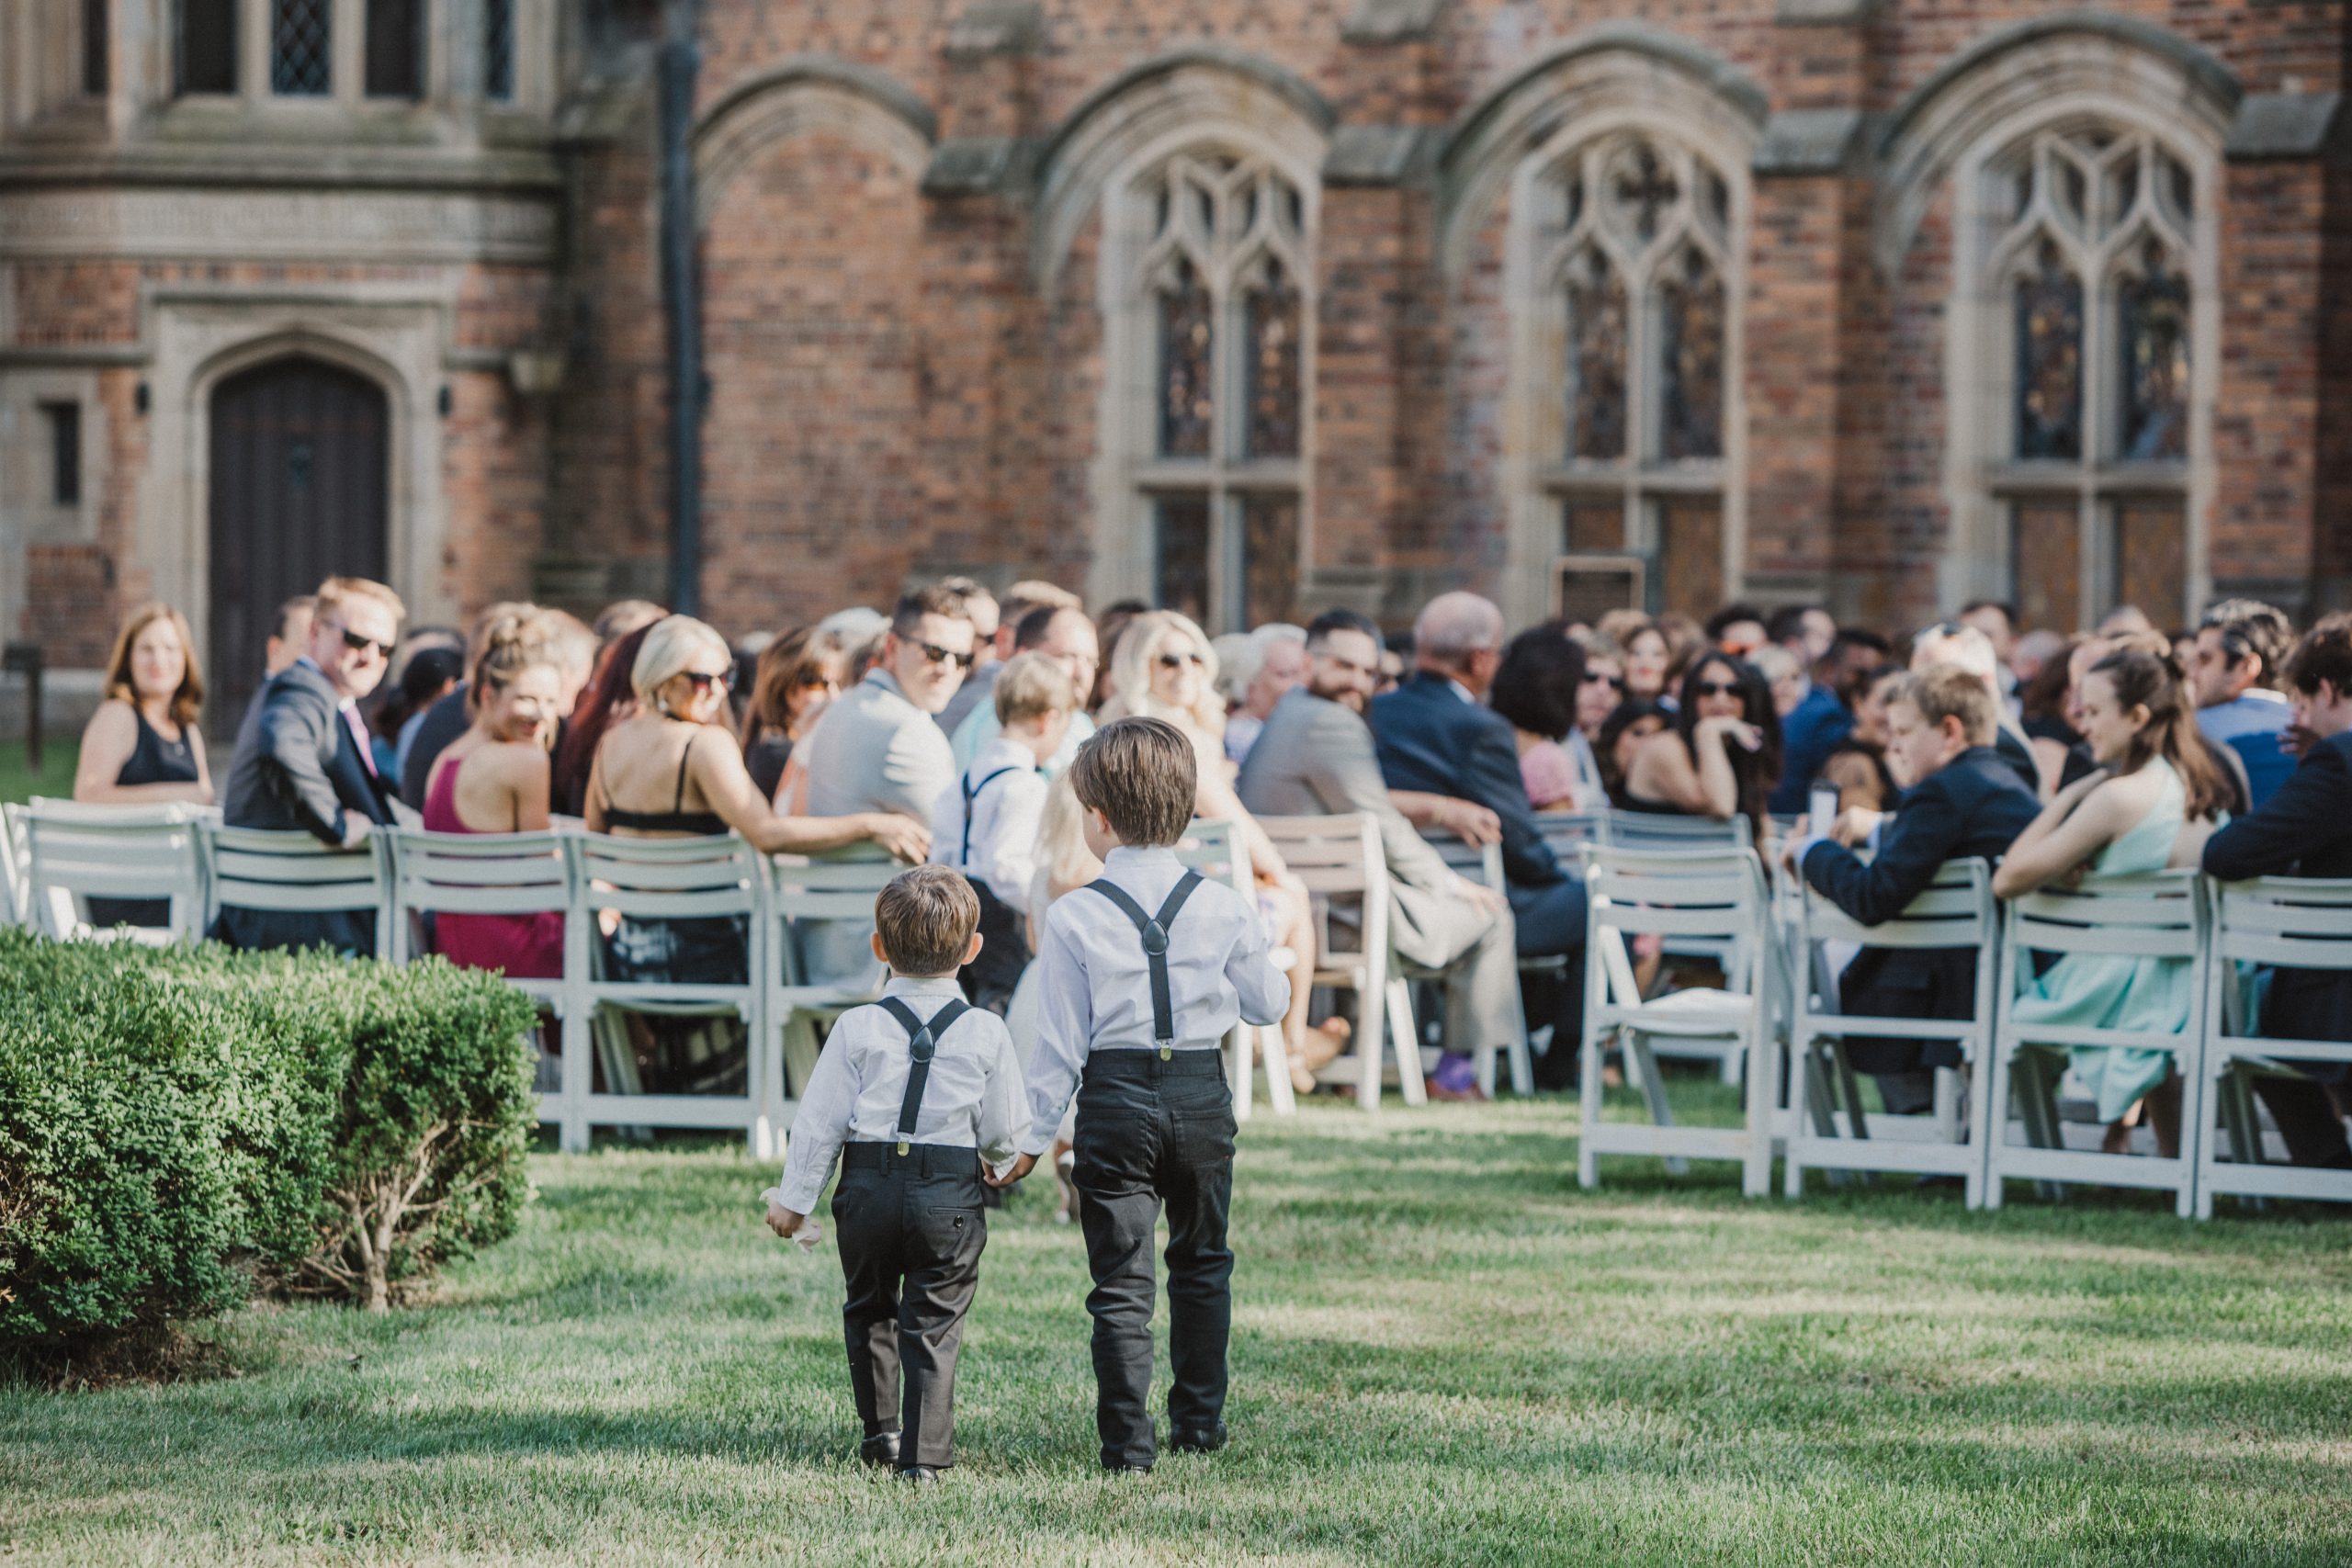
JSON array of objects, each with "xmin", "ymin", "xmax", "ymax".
[{"xmin": 422, "ymin": 613, "xmax": 566, "ymax": 979}]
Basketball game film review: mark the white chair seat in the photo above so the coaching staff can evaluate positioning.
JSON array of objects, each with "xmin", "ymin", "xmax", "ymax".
[{"xmin": 1615, "ymin": 987, "xmax": 1755, "ymax": 1036}]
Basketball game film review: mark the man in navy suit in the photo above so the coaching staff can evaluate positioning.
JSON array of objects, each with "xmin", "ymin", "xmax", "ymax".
[
  {"xmin": 216, "ymin": 575, "xmax": 404, "ymax": 957},
  {"xmin": 1787, "ymin": 667, "xmax": 2041, "ymax": 1114},
  {"xmin": 1370, "ymin": 592, "xmax": 1585, "ymax": 1090},
  {"xmin": 2202, "ymin": 613, "xmax": 2352, "ymax": 1168}
]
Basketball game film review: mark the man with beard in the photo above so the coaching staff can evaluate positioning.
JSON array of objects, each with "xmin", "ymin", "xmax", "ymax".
[{"xmin": 1236, "ymin": 609, "xmax": 1525, "ymax": 1089}]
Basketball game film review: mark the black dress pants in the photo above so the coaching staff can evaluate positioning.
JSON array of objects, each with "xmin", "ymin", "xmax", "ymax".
[
  {"xmin": 831, "ymin": 1143, "xmax": 989, "ymax": 1470},
  {"xmin": 1070, "ymin": 1050, "xmax": 1235, "ymax": 1470}
]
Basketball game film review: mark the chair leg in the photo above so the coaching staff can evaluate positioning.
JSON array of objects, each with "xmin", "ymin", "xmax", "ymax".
[
  {"xmin": 1982, "ymin": 1042, "xmax": 2014, "ymax": 1211},
  {"xmin": 1387, "ymin": 978, "xmax": 1427, "ymax": 1107},
  {"xmin": 1261, "ymin": 1025, "xmax": 1297, "ymax": 1116},
  {"xmin": 1831, "ymin": 1041, "xmax": 1870, "ymax": 1142},
  {"xmin": 559, "ymin": 1004, "xmax": 592, "ymax": 1155},
  {"xmin": 1625, "ymin": 1032, "xmax": 1687, "ymax": 1177},
  {"xmin": 1578, "ymin": 1023, "xmax": 1604, "ymax": 1190},
  {"xmin": 1741, "ymin": 1021, "xmax": 1773, "ymax": 1199},
  {"xmin": 781, "ymin": 1011, "xmax": 823, "ymax": 1104},
  {"xmin": 1356, "ymin": 976, "xmax": 1385, "ymax": 1114},
  {"xmin": 2018, "ymin": 1049, "xmax": 2067, "ymax": 1203},
  {"xmin": 1506, "ymin": 1021, "xmax": 1534, "ymax": 1099}
]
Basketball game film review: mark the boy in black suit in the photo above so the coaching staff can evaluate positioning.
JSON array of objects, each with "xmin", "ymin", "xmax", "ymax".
[{"xmin": 1787, "ymin": 667, "xmax": 2041, "ymax": 1112}]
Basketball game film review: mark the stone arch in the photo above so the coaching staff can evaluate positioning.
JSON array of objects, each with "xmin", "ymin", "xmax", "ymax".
[{"xmin": 692, "ymin": 55, "xmax": 935, "ymax": 228}]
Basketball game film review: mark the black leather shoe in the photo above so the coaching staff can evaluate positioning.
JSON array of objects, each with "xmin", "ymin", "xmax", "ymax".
[
  {"xmin": 1170, "ymin": 1423, "xmax": 1228, "ymax": 1454},
  {"xmin": 897, "ymin": 1465, "xmax": 940, "ymax": 1485},
  {"xmin": 859, "ymin": 1433, "xmax": 900, "ymax": 1468}
]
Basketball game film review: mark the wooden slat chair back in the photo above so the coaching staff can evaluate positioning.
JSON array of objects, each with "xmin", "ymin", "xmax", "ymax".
[
  {"xmin": 1410, "ymin": 829, "xmax": 1532, "ymax": 1097},
  {"xmin": 1985, "ymin": 869, "xmax": 2209, "ymax": 1216},
  {"xmin": 761, "ymin": 848, "xmax": 910, "ymax": 1157},
  {"xmin": 2196, "ymin": 877, "xmax": 2352, "ymax": 1216},
  {"xmin": 198, "ymin": 822, "xmax": 390, "ymax": 956},
  {"xmin": 1251, "ymin": 813, "xmax": 1424, "ymax": 1110},
  {"xmin": 387, "ymin": 828, "xmax": 585, "ymax": 1149},
  {"xmin": 1579, "ymin": 845, "xmax": 1781, "ymax": 1197},
  {"xmin": 570, "ymin": 830, "xmax": 769, "ymax": 1153},
  {"xmin": 1782, "ymin": 858, "xmax": 1999, "ymax": 1205},
  {"xmin": 1175, "ymin": 818, "xmax": 1295, "ymax": 1121},
  {"xmin": 16, "ymin": 800, "xmax": 208, "ymax": 944}
]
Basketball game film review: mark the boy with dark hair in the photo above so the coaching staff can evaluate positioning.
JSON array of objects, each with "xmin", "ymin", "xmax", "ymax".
[
  {"xmin": 765, "ymin": 864, "xmax": 1023, "ymax": 1483},
  {"xmin": 988, "ymin": 716, "xmax": 1290, "ymax": 1472}
]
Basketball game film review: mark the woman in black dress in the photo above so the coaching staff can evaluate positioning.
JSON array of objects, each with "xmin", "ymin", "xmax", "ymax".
[{"xmin": 73, "ymin": 604, "xmax": 213, "ymax": 927}]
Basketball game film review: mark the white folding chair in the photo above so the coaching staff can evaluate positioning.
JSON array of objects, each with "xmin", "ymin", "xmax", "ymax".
[
  {"xmin": 1254, "ymin": 813, "xmax": 1424, "ymax": 1111},
  {"xmin": 1985, "ymin": 870, "xmax": 2209, "ymax": 1216},
  {"xmin": 1579, "ymin": 845, "xmax": 1781, "ymax": 1197},
  {"xmin": 570, "ymin": 831, "xmax": 770, "ymax": 1153},
  {"xmin": 198, "ymin": 822, "xmax": 390, "ymax": 956},
  {"xmin": 1177, "ymin": 818, "xmax": 1294, "ymax": 1121},
  {"xmin": 1537, "ymin": 811, "xmax": 1606, "ymax": 866},
  {"xmin": 1412, "ymin": 829, "xmax": 1533, "ymax": 1096},
  {"xmin": 15, "ymin": 799, "xmax": 208, "ymax": 944},
  {"xmin": 1592, "ymin": 812, "xmax": 1755, "ymax": 1081},
  {"xmin": 1782, "ymin": 858, "xmax": 1999, "ymax": 1206},
  {"xmin": 0, "ymin": 798, "xmax": 28, "ymax": 927},
  {"xmin": 387, "ymin": 828, "xmax": 588, "ymax": 1149},
  {"xmin": 761, "ymin": 847, "xmax": 907, "ymax": 1156},
  {"xmin": 2196, "ymin": 877, "xmax": 2352, "ymax": 1216}
]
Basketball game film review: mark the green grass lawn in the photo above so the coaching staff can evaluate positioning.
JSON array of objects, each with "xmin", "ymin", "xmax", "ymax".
[
  {"xmin": 0, "ymin": 739, "xmax": 76, "ymax": 807},
  {"xmin": 7, "ymin": 1092, "xmax": 2352, "ymax": 1565}
]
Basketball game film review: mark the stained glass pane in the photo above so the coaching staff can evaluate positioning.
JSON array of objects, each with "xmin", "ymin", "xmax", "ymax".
[
  {"xmin": 177, "ymin": 0, "xmax": 236, "ymax": 94},
  {"xmin": 483, "ymin": 0, "xmax": 515, "ymax": 101},
  {"xmin": 2011, "ymin": 499, "xmax": 2079, "ymax": 632},
  {"xmin": 2014, "ymin": 241, "xmax": 2084, "ymax": 460},
  {"xmin": 2113, "ymin": 498, "xmax": 2186, "ymax": 625},
  {"xmin": 1155, "ymin": 496, "xmax": 1212, "ymax": 625},
  {"xmin": 1158, "ymin": 258, "xmax": 1214, "ymax": 459},
  {"xmin": 2118, "ymin": 244, "xmax": 2188, "ymax": 461},
  {"xmin": 1240, "ymin": 493, "xmax": 1300, "ymax": 630},
  {"xmin": 364, "ymin": 0, "xmax": 422, "ymax": 98},
  {"xmin": 1658, "ymin": 248, "xmax": 1725, "ymax": 462},
  {"xmin": 1244, "ymin": 259, "xmax": 1302, "ymax": 459},
  {"xmin": 271, "ymin": 0, "xmax": 331, "ymax": 95},
  {"xmin": 1604, "ymin": 141, "xmax": 1678, "ymax": 248},
  {"xmin": 1566, "ymin": 252, "xmax": 1628, "ymax": 462}
]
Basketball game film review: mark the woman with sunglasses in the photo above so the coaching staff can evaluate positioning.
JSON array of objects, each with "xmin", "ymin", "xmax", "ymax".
[
  {"xmin": 1489, "ymin": 623, "xmax": 1610, "ymax": 811},
  {"xmin": 1099, "ymin": 611, "xmax": 1352, "ymax": 1091},
  {"xmin": 741, "ymin": 626, "xmax": 849, "ymax": 801},
  {"xmin": 1620, "ymin": 652, "xmax": 1784, "ymax": 833},
  {"xmin": 586, "ymin": 615, "xmax": 931, "ymax": 987}
]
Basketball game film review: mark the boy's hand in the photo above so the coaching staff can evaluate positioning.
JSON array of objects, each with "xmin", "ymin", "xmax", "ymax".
[
  {"xmin": 984, "ymin": 1152, "xmax": 1038, "ymax": 1190},
  {"xmin": 764, "ymin": 1201, "xmax": 804, "ymax": 1238}
]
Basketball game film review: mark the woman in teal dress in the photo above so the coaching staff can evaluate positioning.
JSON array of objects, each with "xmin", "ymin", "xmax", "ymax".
[{"xmin": 1993, "ymin": 649, "xmax": 2234, "ymax": 1157}]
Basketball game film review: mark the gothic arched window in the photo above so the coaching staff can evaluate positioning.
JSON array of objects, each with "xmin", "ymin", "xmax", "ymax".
[
  {"xmin": 1127, "ymin": 152, "xmax": 1309, "ymax": 633},
  {"xmin": 1982, "ymin": 123, "xmax": 2199, "ymax": 628},
  {"xmin": 1532, "ymin": 130, "xmax": 1736, "ymax": 615}
]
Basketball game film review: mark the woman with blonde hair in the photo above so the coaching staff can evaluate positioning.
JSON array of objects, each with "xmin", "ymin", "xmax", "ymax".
[
  {"xmin": 74, "ymin": 602, "xmax": 213, "ymax": 927},
  {"xmin": 1099, "ymin": 611, "xmax": 1348, "ymax": 1089}
]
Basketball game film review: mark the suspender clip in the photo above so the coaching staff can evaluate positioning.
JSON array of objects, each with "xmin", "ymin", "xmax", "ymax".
[{"xmin": 896, "ymin": 1138, "xmax": 910, "ymax": 1156}]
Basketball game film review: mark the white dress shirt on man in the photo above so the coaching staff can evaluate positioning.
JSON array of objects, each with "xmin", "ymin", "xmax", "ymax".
[
  {"xmin": 773, "ymin": 976, "xmax": 1026, "ymax": 1214},
  {"xmin": 1020, "ymin": 845, "xmax": 1290, "ymax": 1156},
  {"xmin": 928, "ymin": 737, "xmax": 1049, "ymax": 917}
]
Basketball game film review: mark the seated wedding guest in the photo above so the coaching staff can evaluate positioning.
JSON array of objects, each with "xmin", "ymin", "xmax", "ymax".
[
  {"xmin": 1959, "ymin": 601, "xmax": 2019, "ymax": 698},
  {"xmin": 217, "ymin": 577, "xmax": 404, "ymax": 956},
  {"xmin": 2018, "ymin": 636, "xmax": 2084, "ymax": 796},
  {"xmin": 74, "ymin": 603, "xmax": 214, "ymax": 928},
  {"xmin": 401, "ymin": 600, "xmax": 537, "ymax": 808},
  {"xmin": 1816, "ymin": 664, "xmax": 1905, "ymax": 815},
  {"xmin": 1239, "ymin": 609, "xmax": 1521, "ymax": 1092},
  {"xmin": 1620, "ymin": 652, "xmax": 1782, "ymax": 833},
  {"xmin": 1565, "ymin": 634, "xmax": 1623, "ymax": 808},
  {"xmin": 2052, "ymin": 627, "xmax": 2175, "ymax": 795},
  {"xmin": 551, "ymin": 622, "xmax": 653, "ymax": 818},
  {"xmin": 1912, "ymin": 621, "xmax": 2040, "ymax": 794},
  {"xmin": 2201, "ymin": 614, "xmax": 2352, "ymax": 1168},
  {"xmin": 1606, "ymin": 615, "xmax": 1673, "ymax": 704},
  {"xmin": 938, "ymin": 580, "xmax": 1079, "ymax": 741},
  {"xmin": 1751, "ymin": 644, "xmax": 1808, "ymax": 720},
  {"xmin": 1766, "ymin": 607, "xmax": 1856, "ymax": 815},
  {"xmin": 741, "ymin": 626, "xmax": 849, "ymax": 802},
  {"xmin": 2192, "ymin": 599, "xmax": 2296, "ymax": 810},
  {"xmin": 786, "ymin": 587, "xmax": 972, "ymax": 822},
  {"xmin": 1655, "ymin": 612, "xmax": 1706, "ymax": 696},
  {"xmin": 586, "ymin": 615, "xmax": 931, "ymax": 985},
  {"xmin": 1704, "ymin": 603, "xmax": 1769, "ymax": 659},
  {"xmin": 951, "ymin": 603, "xmax": 1099, "ymax": 774},
  {"xmin": 1220, "ymin": 624, "xmax": 1308, "ymax": 766},
  {"xmin": 1372, "ymin": 593, "xmax": 1586, "ymax": 1089},
  {"xmin": 593, "ymin": 599, "xmax": 668, "ymax": 650},
  {"xmin": 379, "ymin": 645, "xmax": 461, "ymax": 783},
  {"xmin": 1995, "ymin": 649, "xmax": 2233, "ymax": 1157},
  {"xmin": 1789, "ymin": 669, "xmax": 2040, "ymax": 1112},
  {"xmin": 1595, "ymin": 698, "xmax": 1670, "ymax": 809},
  {"xmin": 2011, "ymin": 627, "xmax": 2069, "ymax": 698},
  {"xmin": 421, "ymin": 612, "xmax": 567, "ymax": 980},
  {"xmin": 1101, "ymin": 610, "xmax": 1353, "ymax": 1087},
  {"xmin": 1090, "ymin": 598, "xmax": 1150, "ymax": 712},
  {"xmin": 1489, "ymin": 623, "xmax": 1592, "ymax": 812}
]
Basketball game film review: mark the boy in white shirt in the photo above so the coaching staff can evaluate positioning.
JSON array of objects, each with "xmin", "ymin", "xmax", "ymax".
[
  {"xmin": 929, "ymin": 651, "xmax": 1073, "ymax": 1013},
  {"xmin": 765, "ymin": 865, "xmax": 1024, "ymax": 1483},
  {"xmin": 986, "ymin": 717, "xmax": 1290, "ymax": 1472}
]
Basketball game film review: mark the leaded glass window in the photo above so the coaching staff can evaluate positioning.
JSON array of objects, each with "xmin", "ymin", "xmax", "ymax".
[
  {"xmin": 484, "ymin": 0, "xmax": 516, "ymax": 102},
  {"xmin": 1565, "ymin": 250, "xmax": 1627, "ymax": 462},
  {"xmin": 1658, "ymin": 245, "xmax": 1725, "ymax": 462},
  {"xmin": 2118, "ymin": 242, "xmax": 2188, "ymax": 461},
  {"xmin": 271, "ymin": 0, "xmax": 332, "ymax": 96},
  {"xmin": 83, "ymin": 0, "xmax": 109, "ymax": 96},
  {"xmin": 1125, "ymin": 150, "xmax": 1313, "ymax": 633},
  {"xmin": 2015, "ymin": 242, "xmax": 2084, "ymax": 460}
]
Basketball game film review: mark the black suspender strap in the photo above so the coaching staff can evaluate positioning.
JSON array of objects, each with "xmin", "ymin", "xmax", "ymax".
[
  {"xmin": 959, "ymin": 766, "xmax": 1020, "ymax": 867},
  {"xmin": 1085, "ymin": 871, "xmax": 1204, "ymax": 1060},
  {"xmin": 877, "ymin": 996, "xmax": 970, "ymax": 1156}
]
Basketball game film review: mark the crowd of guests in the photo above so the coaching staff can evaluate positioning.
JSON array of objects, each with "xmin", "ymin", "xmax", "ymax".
[{"xmin": 65, "ymin": 570, "xmax": 2352, "ymax": 1168}]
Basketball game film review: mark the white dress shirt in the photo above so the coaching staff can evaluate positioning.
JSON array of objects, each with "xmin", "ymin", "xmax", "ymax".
[
  {"xmin": 774, "ymin": 976, "xmax": 1026, "ymax": 1213},
  {"xmin": 928, "ymin": 737, "xmax": 1048, "ymax": 916},
  {"xmin": 1020, "ymin": 845, "xmax": 1290, "ymax": 1156}
]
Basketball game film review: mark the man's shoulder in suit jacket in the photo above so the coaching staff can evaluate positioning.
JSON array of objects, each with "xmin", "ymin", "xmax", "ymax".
[
  {"xmin": 1238, "ymin": 686, "xmax": 1460, "ymax": 897},
  {"xmin": 1371, "ymin": 671, "xmax": 1564, "ymax": 887},
  {"xmin": 1803, "ymin": 745, "xmax": 2036, "ymax": 928},
  {"xmin": 2205, "ymin": 730, "xmax": 2352, "ymax": 884}
]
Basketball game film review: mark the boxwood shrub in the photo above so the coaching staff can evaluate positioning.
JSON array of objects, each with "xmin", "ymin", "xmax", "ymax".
[{"xmin": 0, "ymin": 931, "xmax": 537, "ymax": 1369}]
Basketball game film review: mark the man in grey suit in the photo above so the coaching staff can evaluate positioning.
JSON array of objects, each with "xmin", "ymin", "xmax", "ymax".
[
  {"xmin": 1238, "ymin": 608, "xmax": 1526, "ymax": 1081},
  {"xmin": 786, "ymin": 584, "xmax": 974, "ymax": 822}
]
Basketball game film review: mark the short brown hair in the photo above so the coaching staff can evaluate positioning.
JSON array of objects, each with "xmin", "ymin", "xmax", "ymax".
[
  {"xmin": 891, "ymin": 585, "xmax": 972, "ymax": 639},
  {"xmin": 2287, "ymin": 613, "xmax": 2352, "ymax": 699},
  {"xmin": 994, "ymin": 650, "xmax": 1076, "ymax": 728},
  {"xmin": 1069, "ymin": 716, "xmax": 1196, "ymax": 847},
  {"xmin": 1893, "ymin": 666, "xmax": 1998, "ymax": 747},
  {"xmin": 314, "ymin": 576, "xmax": 406, "ymax": 629},
  {"xmin": 874, "ymin": 864, "xmax": 981, "ymax": 977}
]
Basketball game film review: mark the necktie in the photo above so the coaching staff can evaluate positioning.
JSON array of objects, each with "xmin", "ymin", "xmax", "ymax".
[{"xmin": 344, "ymin": 706, "xmax": 377, "ymax": 776}]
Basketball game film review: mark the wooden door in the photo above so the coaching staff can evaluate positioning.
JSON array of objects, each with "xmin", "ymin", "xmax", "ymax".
[{"xmin": 208, "ymin": 358, "xmax": 390, "ymax": 727}]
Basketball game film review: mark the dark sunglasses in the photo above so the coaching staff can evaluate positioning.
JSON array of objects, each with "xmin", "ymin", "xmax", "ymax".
[
  {"xmin": 1695, "ymin": 680, "xmax": 1741, "ymax": 699},
  {"xmin": 332, "ymin": 623, "xmax": 393, "ymax": 660},
  {"xmin": 1158, "ymin": 650, "xmax": 1206, "ymax": 671},
  {"xmin": 791, "ymin": 670, "xmax": 836, "ymax": 689},
  {"xmin": 1584, "ymin": 671, "xmax": 1626, "ymax": 691},
  {"xmin": 915, "ymin": 641, "xmax": 976, "ymax": 671},
  {"xmin": 682, "ymin": 670, "xmax": 731, "ymax": 693}
]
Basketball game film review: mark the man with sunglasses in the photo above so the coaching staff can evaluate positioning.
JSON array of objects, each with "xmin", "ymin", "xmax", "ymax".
[
  {"xmin": 790, "ymin": 585, "xmax": 974, "ymax": 829},
  {"xmin": 217, "ymin": 575, "xmax": 406, "ymax": 957}
]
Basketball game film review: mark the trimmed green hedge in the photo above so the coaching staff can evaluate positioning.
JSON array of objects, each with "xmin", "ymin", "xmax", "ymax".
[{"xmin": 0, "ymin": 931, "xmax": 537, "ymax": 1363}]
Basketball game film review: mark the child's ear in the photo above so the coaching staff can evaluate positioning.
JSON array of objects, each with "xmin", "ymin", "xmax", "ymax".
[
  {"xmin": 962, "ymin": 929, "xmax": 985, "ymax": 964},
  {"xmin": 870, "ymin": 931, "xmax": 891, "ymax": 966}
]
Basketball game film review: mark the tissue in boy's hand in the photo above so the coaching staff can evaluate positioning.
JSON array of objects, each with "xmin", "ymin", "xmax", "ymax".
[{"xmin": 761, "ymin": 1187, "xmax": 823, "ymax": 1252}]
